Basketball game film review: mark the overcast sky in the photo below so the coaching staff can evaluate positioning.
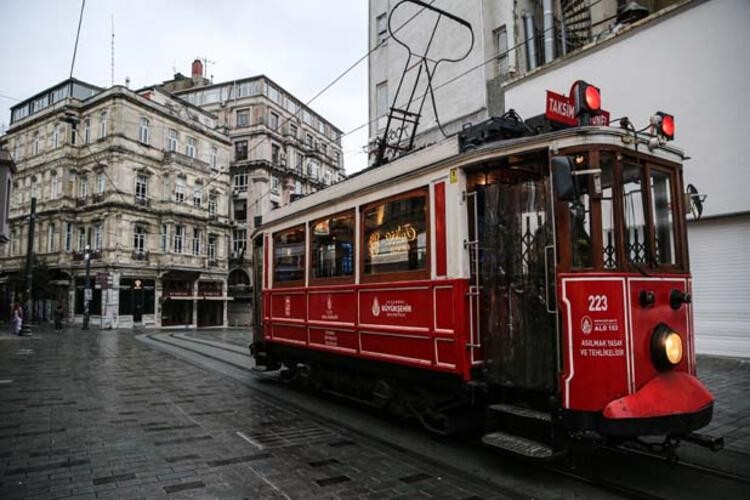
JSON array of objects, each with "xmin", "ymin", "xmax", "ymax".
[{"xmin": 0, "ymin": 0, "xmax": 370, "ymax": 172}]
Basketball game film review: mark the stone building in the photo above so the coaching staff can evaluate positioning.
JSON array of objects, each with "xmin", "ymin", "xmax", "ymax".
[
  {"xmin": 161, "ymin": 60, "xmax": 346, "ymax": 326},
  {"xmin": 0, "ymin": 78, "xmax": 233, "ymax": 328}
]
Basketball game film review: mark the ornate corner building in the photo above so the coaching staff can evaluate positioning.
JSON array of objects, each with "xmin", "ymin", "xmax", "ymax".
[
  {"xmin": 161, "ymin": 60, "xmax": 346, "ymax": 326},
  {"xmin": 0, "ymin": 79, "xmax": 234, "ymax": 328}
]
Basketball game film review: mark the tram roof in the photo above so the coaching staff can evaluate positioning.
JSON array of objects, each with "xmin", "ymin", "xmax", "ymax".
[{"xmin": 261, "ymin": 125, "xmax": 685, "ymax": 230}]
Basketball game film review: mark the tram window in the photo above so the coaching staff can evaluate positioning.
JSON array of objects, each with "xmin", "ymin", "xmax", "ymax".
[
  {"xmin": 650, "ymin": 169, "xmax": 676, "ymax": 265},
  {"xmin": 622, "ymin": 161, "xmax": 649, "ymax": 265},
  {"xmin": 600, "ymin": 154, "xmax": 617, "ymax": 269},
  {"xmin": 310, "ymin": 211, "xmax": 355, "ymax": 281},
  {"xmin": 569, "ymin": 176, "xmax": 593, "ymax": 269},
  {"xmin": 273, "ymin": 225, "xmax": 306, "ymax": 285},
  {"xmin": 363, "ymin": 192, "xmax": 427, "ymax": 276}
]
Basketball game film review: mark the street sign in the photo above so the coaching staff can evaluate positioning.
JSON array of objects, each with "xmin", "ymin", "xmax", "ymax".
[{"xmin": 84, "ymin": 289, "xmax": 92, "ymax": 301}]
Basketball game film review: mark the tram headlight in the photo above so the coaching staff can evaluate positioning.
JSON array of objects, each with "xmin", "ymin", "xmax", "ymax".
[{"xmin": 651, "ymin": 325, "xmax": 683, "ymax": 370}]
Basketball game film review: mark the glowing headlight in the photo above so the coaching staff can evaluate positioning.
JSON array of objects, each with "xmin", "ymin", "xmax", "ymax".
[{"xmin": 651, "ymin": 325, "xmax": 684, "ymax": 370}]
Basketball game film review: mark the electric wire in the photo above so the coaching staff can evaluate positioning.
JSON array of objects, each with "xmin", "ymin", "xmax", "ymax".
[{"xmin": 69, "ymin": 0, "xmax": 86, "ymax": 79}]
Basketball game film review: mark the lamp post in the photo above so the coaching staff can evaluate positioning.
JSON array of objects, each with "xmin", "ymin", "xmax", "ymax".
[
  {"xmin": 22, "ymin": 197, "xmax": 36, "ymax": 336},
  {"xmin": 82, "ymin": 244, "xmax": 91, "ymax": 330}
]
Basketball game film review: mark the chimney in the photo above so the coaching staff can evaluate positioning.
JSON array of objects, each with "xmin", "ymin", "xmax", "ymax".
[{"xmin": 191, "ymin": 59, "xmax": 203, "ymax": 80}]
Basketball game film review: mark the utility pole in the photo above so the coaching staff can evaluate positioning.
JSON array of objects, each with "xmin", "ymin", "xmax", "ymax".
[
  {"xmin": 22, "ymin": 197, "xmax": 36, "ymax": 336},
  {"xmin": 82, "ymin": 244, "xmax": 91, "ymax": 330}
]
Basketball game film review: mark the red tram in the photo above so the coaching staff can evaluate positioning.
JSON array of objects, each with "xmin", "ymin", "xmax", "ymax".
[{"xmin": 250, "ymin": 96, "xmax": 720, "ymax": 459}]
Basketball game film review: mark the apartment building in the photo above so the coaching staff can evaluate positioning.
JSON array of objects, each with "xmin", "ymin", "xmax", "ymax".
[
  {"xmin": 0, "ymin": 79, "xmax": 233, "ymax": 328},
  {"xmin": 161, "ymin": 60, "xmax": 346, "ymax": 326},
  {"xmin": 367, "ymin": 0, "xmax": 750, "ymax": 356}
]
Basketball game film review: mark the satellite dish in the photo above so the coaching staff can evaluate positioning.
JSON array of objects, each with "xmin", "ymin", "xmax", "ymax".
[{"xmin": 685, "ymin": 184, "xmax": 706, "ymax": 220}]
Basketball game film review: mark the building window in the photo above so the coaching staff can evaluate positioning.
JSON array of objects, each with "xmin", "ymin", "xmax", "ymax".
[
  {"xmin": 78, "ymin": 176, "xmax": 88, "ymax": 199},
  {"xmin": 494, "ymin": 25, "xmax": 509, "ymax": 78},
  {"xmin": 83, "ymin": 119, "xmax": 91, "ymax": 144},
  {"xmin": 290, "ymin": 124, "xmax": 297, "ymax": 138},
  {"xmin": 320, "ymin": 143, "xmax": 327, "ymax": 155},
  {"xmin": 235, "ymin": 140, "xmax": 248, "ymax": 161},
  {"xmin": 305, "ymin": 133, "xmax": 313, "ymax": 148},
  {"xmin": 296, "ymin": 153, "xmax": 303, "ymax": 172},
  {"xmin": 192, "ymin": 228, "xmax": 201, "ymax": 256},
  {"xmin": 138, "ymin": 118, "xmax": 150, "ymax": 144},
  {"xmin": 175, "ymin": 178, "xmax": 186, "ymax": 203},
  {"xmin": 295, "ymin": 180, "xmax": 302, "ymax": 195},
  {"xmin": 65, "ymin": 223, "xmax": 72, "ymax": 252},
  {"xmin": 135, "ymin": 174, "xmax": 148, "ymax": 201},
  {"xmin": 51, "ymin": 173, "xmax": 60, "ymax": 198},
  {"xmin": 376, "ymin": 13, "xmax": 388, "ymax": 44},
  {"xmin": 334, "ymin": 151, "xmax": 340, "ymax": 167},
  {"xmin": 269, "ymin": 111, "xmax": 279, "ymax": 130},
  {"xmin": 271, "ymin": 175, "xmax": 280, "ymax": 194},
  {"xmin": 47, "ymin": 223, "xmax": 56, "ymax": 252},
  {"xmin": 186, "ymin": 137, "xmax": 196, "ymax": 158},
  {"xmin": 77, "ymin": 226, "xmax": 86, "ymax": 251},
  {"xmin": 271, "ymin": 143, "xmax": 280, "ymax": 164},
  {"xmin": 376, "ymin": 81, "xmax": 389, "ymax": 120},
  {"xmin": 233, "ymin": 199, "xmax": 246, "ymax": 221},
  {"xmin": 363, "ymin": 191, "xmax": 428, "ymax": 276},
  {"xmin": 160, "ymin": 224, "xmax": 168, "ymax": 252},
  {"xmin": 133, "ymin": 225, "xmax": 146, "ymax": 253},
  {"xmin": 52, "ymin": 125, "xmax": 61, "ymax": 148},
  {"xmin": 208, "ymin": 234, "xmax": 217, "ymax": 261},
  {"xmin": 193, "ymin": 187, "xmax": 202, "ymax": 208},
  {"xmin": 97, "ymin": 173, "xmax": 105, "ymax": 194},
  {"xmin": 167, "ymin": 129, "xmax": 178, "ymax": 152},
  {"xmin": 33, "ymin": 132, "xmax": 40, "ymax": 155},
  {"xmin": 273, "ymin": 225, "xmax": 305, "ymax": 284},
  {"xmin": 233, "ymin": 229, "xmax": 246, "ymax": 255},
  {"xmin": 93, "ymin": 224, "xmax": 102, "ymax": 250},
  {"xmin": 233, "ymin": 173, "xmax": 248, "ymax": 192},
  {"xmin": 9, "ymin": 229, "xmax": 17, "ymax": 256},
  {"xmin": 173, "ymin": 225, "xmax": 184, "ymax": 253},
  {"xmin": 208, "ymin": 194, "xmax": 217, "ymax": 216},
  {"xmin": 236, "ymin": 109, "xmax": 250, "ymax": 127},
  {"xmin": 311, "ymin": 211, "xmax": 355, "ymax": 280},
  {"xmin": 209, "ymin": 146, "xmax": 218, "ymax": 169},
  {"xmin": 99, "ymin": 111, "xmax": 108, "ymax": 139}
]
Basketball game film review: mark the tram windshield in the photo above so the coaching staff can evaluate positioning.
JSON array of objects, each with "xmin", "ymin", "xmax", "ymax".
[{"xmin": 558, "ymin": 150, "xmax": 684, "ymax": 273}]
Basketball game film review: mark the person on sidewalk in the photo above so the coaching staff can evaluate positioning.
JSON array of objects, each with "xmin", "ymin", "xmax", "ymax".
[
  {"xmin": 54, "ymin": 302, "xmax": 64, "ymax": 333},
  {"xmin": 12, "ymin": 303, "xmax": 23, "ymax": 336}
]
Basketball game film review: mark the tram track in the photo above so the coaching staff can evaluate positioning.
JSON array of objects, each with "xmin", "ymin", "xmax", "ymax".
[{"xmin": 143, "ymin": 332, "xmax": 750, "ymax": 499}]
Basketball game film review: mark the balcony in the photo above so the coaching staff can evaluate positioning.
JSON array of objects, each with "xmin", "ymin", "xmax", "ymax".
[
  {"xmin": 134, "ymin": 196, "xmax": 150, "ymax": 208},
  {"xmin": 229, "ymin": 250, "xmax": 248, "ymax": 266},
  {"xmin": 163, "ymin": 151, "xmax": 210, "ymax": 171},
  {"xmin": 71, "ymin": 249, "xmax": 102, "ymax": 261},
  {"xmin": 75, "ymin": 197, "xmax": 88, "ymax": 207},
  {"xmin": 91, "ymin": 193, "xmax": 105, "ymax": 204},
  {"xmin": 131, "ymin": 250, "xmax": 149, "ymax": 261},
  {"xmin": 207, "ymin": 259, "xmax": 219, "ymax": 267}
]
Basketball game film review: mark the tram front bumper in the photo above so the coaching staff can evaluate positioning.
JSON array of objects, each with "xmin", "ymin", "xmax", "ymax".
[{"xmin": 599, "ymin": 372, "xmax": 714, "ymax": 436}]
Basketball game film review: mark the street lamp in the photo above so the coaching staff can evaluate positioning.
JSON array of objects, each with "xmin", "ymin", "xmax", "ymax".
[{"xmin": 82, "ymin": 244, "xmax": 91, "ymax": 330}]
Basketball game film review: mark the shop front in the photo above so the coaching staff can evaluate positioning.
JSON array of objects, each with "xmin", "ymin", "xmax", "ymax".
[
  {"xmin": 119, "ymin": 277, "xmax": 155, "ymax": 325},
  {"xmin": 197, "ymin": 280, "xmax": 224, "ymax": 327},
  {"xmin": 161, "ymin": 278, "xmax": 194, "ymax": 327}
]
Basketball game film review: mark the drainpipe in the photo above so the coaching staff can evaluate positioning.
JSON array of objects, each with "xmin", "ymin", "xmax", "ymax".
[
  {"xmin": 524, "ymin": 13, "xmax": 538, "ymax": 71},
  {"xmin": 543, "ymin": 0, "xmax": 555, "ymax": 63}
]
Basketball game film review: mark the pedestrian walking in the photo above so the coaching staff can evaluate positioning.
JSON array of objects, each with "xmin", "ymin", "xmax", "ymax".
[
  {"xmin": 12, "ymin": 303, "xmax": 23, "ymax": 336},
  {"xmin": 54, "ymin": 302, "xmax": 64, "ymax": 333}
]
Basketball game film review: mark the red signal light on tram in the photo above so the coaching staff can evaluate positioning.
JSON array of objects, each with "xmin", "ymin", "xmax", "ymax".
[
  {"xmin": 656, "ymin": 111, "xmax": 675, "ymax": 140},
  {"xmin": 573, "ymin": 81, "xmax": 601, "ymax": 115}
]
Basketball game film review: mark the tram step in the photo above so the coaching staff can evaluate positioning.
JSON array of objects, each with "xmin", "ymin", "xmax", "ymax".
[
  {"xmin": 488, "ymin": 404, "xmax": 551, "ymax": 423},
  {"xmin": 481, "ymin": 431, "xmax": 555, "ymax": 459}
]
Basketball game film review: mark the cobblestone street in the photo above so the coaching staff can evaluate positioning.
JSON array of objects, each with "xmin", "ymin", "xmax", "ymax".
[{"xmin": 1, "ymin": 326, "xmax": 749, "ymax": 499}]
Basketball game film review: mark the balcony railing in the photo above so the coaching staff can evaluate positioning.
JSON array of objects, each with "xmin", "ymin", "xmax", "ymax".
[
  {"xmin": 75, "ymin": 197, "xmax": 88, "ymax": 207},
  {"xmin": 91, "ymin": 193, "xmax": 105, "ymax": 204},
  {"xmin": 134, "ymin": 196, "xmax": 150, "ymax": 208},
  {"xmin": 131, "ymin": 250, "xmax": 150, "ymax": 261},
  {"xmin": 207, "ymin": 259, "xmax": 219, "ymax": 267},
  {"xmin": 71, "ymin": 249, "xmax": 102, "ymax": 261},
  {"xmin": 163, "ymin": 151, "xmax": 210, "ymax": 171}
]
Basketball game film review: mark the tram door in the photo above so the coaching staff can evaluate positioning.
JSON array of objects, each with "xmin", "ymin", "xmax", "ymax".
[
  {"xmin": 471, "ymin": 159, "xmax": 557, "ymax": 391},
  {"xmin": 251, "ymin": 235, "xmax": 264, "ymax": 341}
]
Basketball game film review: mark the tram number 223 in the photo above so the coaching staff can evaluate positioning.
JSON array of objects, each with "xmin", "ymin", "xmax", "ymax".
[{"xmin": 588, "ymin": 294, "xmax": 608, "ymax": 312}]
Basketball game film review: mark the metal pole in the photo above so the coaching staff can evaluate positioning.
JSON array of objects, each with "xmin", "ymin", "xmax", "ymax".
[
  {"xmin": 82, "ymin": 244, "xmax": 91, "ymax": 330},
  {"xmin": 22, "ymin": 197, "xmax": 36, "ymax": 335}
]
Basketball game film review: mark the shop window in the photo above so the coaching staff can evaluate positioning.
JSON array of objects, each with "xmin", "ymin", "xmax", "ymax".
[
  {"xmin": 273, "ymin": 225, "xmax": 305, "ymax": 285},
  {"xmin": 362, "ymin": 190, "xmax": 428, "ymax": 277},
  {"xmin": 74, "ymin": 277, "xmax": 102, "ymax": 315},
  {"xmin": 310, "ymin": 210, "xmax": 354, "ymax": 282}
]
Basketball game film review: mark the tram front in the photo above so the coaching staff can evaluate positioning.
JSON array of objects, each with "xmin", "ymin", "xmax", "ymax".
[{"xmin": 550, "ymin": 138, "xmax": 717, "ymax": 447}]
